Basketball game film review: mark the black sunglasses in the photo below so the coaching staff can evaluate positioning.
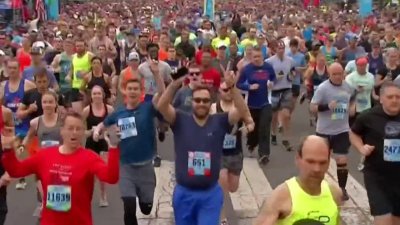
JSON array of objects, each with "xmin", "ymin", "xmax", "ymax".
[{"xmin": 193, "ymin": 97, "xmax": 211, "ymax": 104}]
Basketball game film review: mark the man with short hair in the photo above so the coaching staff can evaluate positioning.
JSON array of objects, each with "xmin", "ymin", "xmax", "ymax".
[
  {"xmin": 350, "ymin": 82, "xmax": 400, "ymax": 225},
  {"xmin": 157, "ymin": 70, "xmax": 251, "ymax": 225},
  {"xmin": 254, "ymin": 135, "xmax": 342, "ymax": 225},
  {"xmin": 94, "ymin": 58, "xmax": 165, "ymax": 225}
]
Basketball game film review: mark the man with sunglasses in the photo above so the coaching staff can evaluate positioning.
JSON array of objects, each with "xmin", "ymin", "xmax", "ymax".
[
  {"xmin": 157, "ymin": 69, "xmax": 251, "ymax": 225},
  {"xmin": 173, "ymin": 66, "xmax": 203, "ymax": 113}
]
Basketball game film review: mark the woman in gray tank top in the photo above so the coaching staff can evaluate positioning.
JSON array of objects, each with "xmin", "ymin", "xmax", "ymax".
[{"xmin": 22, "ymin": 91, "xmax": 62, "ymax": 217}]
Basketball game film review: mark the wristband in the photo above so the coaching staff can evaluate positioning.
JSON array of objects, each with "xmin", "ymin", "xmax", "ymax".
[{"xmin": 318, "ymin": 104, "xmax": 330, "ymax": 112}]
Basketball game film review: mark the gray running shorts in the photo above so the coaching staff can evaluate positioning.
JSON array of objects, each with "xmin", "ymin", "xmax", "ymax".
[
  {"xmin": 222, "ymin": 153, "xmax": 243, "ymax": 176},
  {"xmin": 119, "ymin": 162, "xmax": 156, "ymax": 203},
  {"xmin": 271, "ymin": 89, "xmax": 293, "ymax": 111}
]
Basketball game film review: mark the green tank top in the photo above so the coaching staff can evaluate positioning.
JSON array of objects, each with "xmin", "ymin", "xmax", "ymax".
[
  {"xmin": 72, "ymin": 52, "xmax": 91, "ymax": 89},
  {"xmin": 277, "ymin": 177, "xmax": 339, "ymax": 225},
  {"xmin": 59, "ymin": 52, "xmax": 72, "ymax": 93}
]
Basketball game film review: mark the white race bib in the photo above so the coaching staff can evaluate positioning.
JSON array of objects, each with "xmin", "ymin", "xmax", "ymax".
[
  {"xmin": 223, "ymin": 134, "xmax": 237, "ymax": 149},
  {"xmin": 383, "ymin": 139, "xmax": 400, "ymax": 162},
  {"xmin": 118, "ymin": 117, "xmax": 138, "ymax": 139},
  {"xmin": 41, "ymin": 140, "xmax": 60, "ymax": 148}
]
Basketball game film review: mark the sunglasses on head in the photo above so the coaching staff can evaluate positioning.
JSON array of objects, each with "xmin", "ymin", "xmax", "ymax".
[{"xmin": 193, "ymin": 97, "xmax": 211, "ymax": 104}]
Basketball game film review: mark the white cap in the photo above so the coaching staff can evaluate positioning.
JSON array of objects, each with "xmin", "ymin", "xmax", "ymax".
[
  {"xmin": 128, "ymin": 51, "xmax": 140, "ymax": 61},
  {"xmin": 33, "ymin": 41, "xmax": 46, "ymax": 49}
]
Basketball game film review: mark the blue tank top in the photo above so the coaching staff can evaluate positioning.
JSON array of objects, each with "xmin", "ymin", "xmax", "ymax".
[{"xmin": 3, "ymin": 80, "xmax": 29, "ymax": 136}]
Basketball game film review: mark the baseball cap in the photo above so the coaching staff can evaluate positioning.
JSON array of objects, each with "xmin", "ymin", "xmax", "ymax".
[
  {"xmin": 33, "ymin": 41, "xmax": 46, "ymax": 49},
  {"xmin": 217, "ymin": 42, "xmax": 227, "ymax": 49},
  {"xmin": 30, "ymin": 46, "xmax": 44, "ymax": 55},
  {"xmin": 356, "ymin": 57, "xmax": 368, "ymax": 66},
  {"xmin": 128, "ymin": 51, "xmax": 140, "ymax": 61}
]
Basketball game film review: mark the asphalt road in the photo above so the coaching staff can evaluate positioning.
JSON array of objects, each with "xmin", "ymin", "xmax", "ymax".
[{"xmin": 3, "ymin": 100, "xmax": 366, "ymax": 225}]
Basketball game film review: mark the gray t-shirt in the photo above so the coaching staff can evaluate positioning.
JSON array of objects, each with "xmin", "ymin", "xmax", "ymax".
[
  {"xmin": 138, "ymin": 61, "xmax": 172, "ymax": 95},
  {"xmin": 265, "ymin": 55, "xmax": 295, "ymax": 91},
  {"xmin": 173, "ymin": 87, "xmax": 193, "ymax": 113},
  {"xmin": 311, "ymin": 80, "xmax": 354, "ymax": 135}
]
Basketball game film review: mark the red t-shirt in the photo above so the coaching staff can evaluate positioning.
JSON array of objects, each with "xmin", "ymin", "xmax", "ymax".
[
  {"xmin": 2, "ymin": 146, "xmax": 120, "ymax": 225},
  {"xmin": 201, "ymin": 67, "xmax": 221, "ymax": 89}
]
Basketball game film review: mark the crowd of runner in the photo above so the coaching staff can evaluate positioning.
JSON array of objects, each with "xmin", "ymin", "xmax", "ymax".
[{"xmin": 0, "ymin": 0, "xmax": 398, "ymax": 224}]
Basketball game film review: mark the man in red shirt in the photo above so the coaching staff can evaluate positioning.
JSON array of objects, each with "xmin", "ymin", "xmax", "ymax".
[
  {"xmin": 1, "ymin": 112, "xmax": 120, "ymax": 225},
  {"xmin": 200, "ymin": 51, "xmax": 221, "ymax": 92}
]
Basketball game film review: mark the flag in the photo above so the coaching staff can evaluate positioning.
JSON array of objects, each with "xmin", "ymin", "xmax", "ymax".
[
  {"xmin": 36, "ymin": 0, "xmax": 47, "ymax": 21},
  {"xmin": 204, "ymin": 0, "xmax": 214, "ymax": 21},
  {"xmin": 359, "ymin": 0, "xmax": 372, "ymax": 18}
]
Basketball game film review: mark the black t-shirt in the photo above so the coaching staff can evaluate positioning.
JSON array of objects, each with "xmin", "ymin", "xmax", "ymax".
[
  {"xmin": 351, "ymin": 106, "xmax": 400, "ymax": 177},
  {"xmin": 22, "ymin": 89, "xmax": 67, "ymax": 119},
  {"xmin": 377, "ymin": 65, "xmax": 400, "ymax": 81}
]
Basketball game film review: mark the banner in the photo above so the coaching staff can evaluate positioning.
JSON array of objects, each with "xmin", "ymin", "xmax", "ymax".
[
  {"xmin": 204, "ymin": 0, "xmax": 214, "ymax": 21},
  {"xmin": 359, "ymin": 0, "xmax": 372, "ymax": 18}
]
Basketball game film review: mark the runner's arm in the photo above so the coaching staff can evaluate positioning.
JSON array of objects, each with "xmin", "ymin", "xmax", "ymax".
[
  {"xmin": 51, "ymin": 54, "xmax": 61, "ymax": 73},
  {"xmin": 2, "ymin": 148, "xmax": 39, "ymax": 178},
  {"xmin": 22, "ymin": 118, "xmax": 39, "ymax": 147},
  {"xmin": 118, "ymin": 70, "xmax": 127, "ymax": 96},
  {"xmin": 151, "ymin": 65, "xmax": 166, "ymax": 107},
  {"xmin": 82, "ymin": 107, "xmax": 93, "ymax": 138},
  {"xmin": 108, "ymin": 59, "xmax": 116, "ymax": 77},
  {"xmin": 157, "ymin": 81, "xmax": 181, "ymax": 124},
  {"xmin": 91, "ymin": 147, "xmax": 120, "ymax": 184},
  {"xmin": 66, "ymin": 63, "xmax": 74, "ymax": 83},
  {"xmin": 253, "ymin": 185, "xmax": 286, "ymax": 225},
  {"xmin": 2, "ymin": 107, "xmax": 13, "ymax": 128},
  {"xmin": 228, "ymin": 86, "xmax": 250, "ymax": 125}
]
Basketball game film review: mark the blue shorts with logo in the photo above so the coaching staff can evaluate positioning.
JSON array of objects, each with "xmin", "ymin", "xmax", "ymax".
[{"xmin": 173, "ymin": 184, "xmax": 223, "ymax": 225}]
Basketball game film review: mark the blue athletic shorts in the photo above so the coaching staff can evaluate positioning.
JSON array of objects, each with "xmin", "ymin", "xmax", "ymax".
[{"xmin": 173, "ymin": 184, "xmax": 223, "ymax": 225}]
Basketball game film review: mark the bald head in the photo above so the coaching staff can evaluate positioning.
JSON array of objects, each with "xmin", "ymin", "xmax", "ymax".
[
  {"xmin": 298, "ymin": 135, "xmax": 330, "ymax": 158},
  {"xmin": 328, "ymin": 62, "xmax": 344, "ymax": 84},
  {"xmin": 328, "ymin": 62, "xmax": 343, "ymax": 75}
]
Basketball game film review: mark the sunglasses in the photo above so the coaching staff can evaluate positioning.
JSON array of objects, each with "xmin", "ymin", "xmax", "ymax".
[
  {"xmin": 193, "ymin": 97, "xmax": 211, "ymax": 104},
  {"xmin": 190, "ymin": 72, "xmax": 201, "ymax": 76},
  {"xmin": 220, "ymin": 88, "xmax": 230, "ymax": 92}
]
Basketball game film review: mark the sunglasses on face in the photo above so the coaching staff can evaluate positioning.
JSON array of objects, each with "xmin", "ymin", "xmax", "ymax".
[
  {"xmin": 193, "ymin": 97, "xmax": 211, "ymax": 104},
  {"xmin": 190, "ymin": 72, "xmax": 201, "ymax": 76}
]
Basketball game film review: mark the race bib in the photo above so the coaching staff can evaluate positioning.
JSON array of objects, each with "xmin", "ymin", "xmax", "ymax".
[
  {"xmin": 46, "ymin": 185, "xmax": 71, "ymax": 212},
  {"xmin": 41, "ymin": 140, "xmax": 60, "ymax": 147},
  {"xmin": 331, "ymin": 103, "xmax": 347, "ymax": 120},
  {"xmin": 76, "ymin": 70, "xmax": 83, "ymax": 79},
  {"xmin": 356, "ymin": 97, "xmax": 369, "ymax": 111},
  {"xmin": 188, "ymin": 151, "xmax": 211, "ymax": 176},
  {"xmin": 223, "ymin": 134, "xmax": 237, "ymax": 149},
  {"xmin": 118, "ymin": 117, "xmax": 138, "ymax": 139},
  {"xmin": 383, "ymin": 139, "xmax": 400, "ymax": 162}
]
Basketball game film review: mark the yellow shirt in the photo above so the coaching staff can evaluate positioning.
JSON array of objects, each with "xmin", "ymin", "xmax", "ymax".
[
  {"xmin": 72, "ymin": 52, "xmax": 91, "ymax": 89},
  {"xmin": 240, "ymin": 38, "xmax": 257, "ymax": 47},
  {"xmin": 277, "ymin": 177, "xmax": 339, "ymax": 225},
  {"xmin": 211, "ymin": 37, "xmax": 230, "ymax": 50}
]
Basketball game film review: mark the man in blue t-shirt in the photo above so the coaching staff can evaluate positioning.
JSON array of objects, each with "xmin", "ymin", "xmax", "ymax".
[
  {"xmin": 93, "ymin": 60, "xmax": 165, "ymax": 225},
  {"xmin": 237, "ymin": 46, "xmax": 276, "ymax": 164},
  {"xmin": 157, "ymin": 71, "xmax": 252, "ymax": 225}
]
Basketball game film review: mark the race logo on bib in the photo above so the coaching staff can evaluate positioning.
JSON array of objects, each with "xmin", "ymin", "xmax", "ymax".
[
  {"xmin": 383, "ymin": 121, "xmax": 400, "ymax": 162},
  {"xmin": 188, "ymin": 151, "xmax": 211, "ymax": 176}
]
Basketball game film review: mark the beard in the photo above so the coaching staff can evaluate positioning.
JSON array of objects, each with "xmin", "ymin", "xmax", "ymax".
[{"xmin": 193, "ymin": 108, "xmax": 209, "ymax": 120}]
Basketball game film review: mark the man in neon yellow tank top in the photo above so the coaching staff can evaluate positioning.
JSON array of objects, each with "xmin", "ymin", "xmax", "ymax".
[
  {"xmin": 254, "ymin": 135, "xmax": 342, "ymax": 225},
  {"xmin": 66, "ymin": 39, "xmax": 94, "ymax": 112}
]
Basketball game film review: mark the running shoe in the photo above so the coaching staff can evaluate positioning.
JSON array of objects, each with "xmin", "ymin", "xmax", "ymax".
[
  {"xmin": 16, "ymin": 180, "xmax": 27, "ymax": 190},
  {"xmin": 271, "ymin": 135, "xmax": 277, "ymax": 145},
  {"xmin": 342, "ymin": 188, "xmax": 350, "ymax": 201},
  {"xmin": 299, "ymin": 92, "xmax": 306, "ymax": 104},
  {"xmin": 154, "ymin": 155, "xmax": 162, "ymax": 167},
  {"xmin": 282, "ymin": 140, "xmax": 293, "ymax": 151},
  {"xmin": 221, "ymin": 219, "xmax": 229, "ymax": 225},
  {"xmin": 99, "ymin": 199, "xmax": 109, "ymax": 207},
  {"xmin": 258, "ymin": 155, "xmax": 270, "ymax": 165}
]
